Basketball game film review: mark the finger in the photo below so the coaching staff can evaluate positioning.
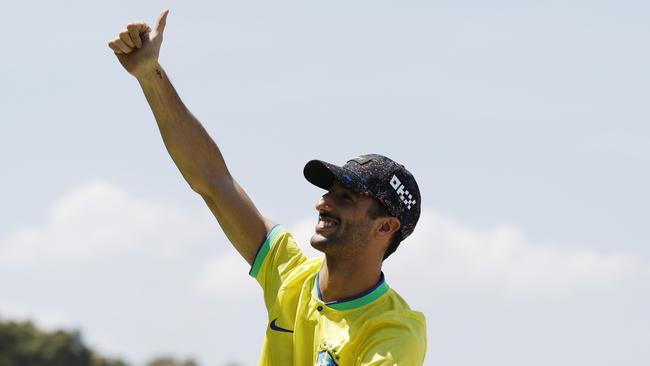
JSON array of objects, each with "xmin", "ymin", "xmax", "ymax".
[
  {"xmin": 154, "ymin": 9, "xmax": 169, "ymax": 34},
  {"xmin": 119, "ymin": 30, "xmax": 135, "ymax": 48},
  {"xmin": 113, "ymin": 38, "xmax": 134, "ymax": 54},
  {"xmin": 126, "ymin": 22, "xmax": 148, "ymax": 48},
  {"xmin": 108, "ymin": 40, "xmax": 123, "ymax": 54}
]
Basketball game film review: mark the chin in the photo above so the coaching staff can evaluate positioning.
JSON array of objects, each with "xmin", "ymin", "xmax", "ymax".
[
  {"xmin": 310, "ymin": 232, "xmax": 337, "ymax": 253},
  {"xmin": 310, "ymin": 233, "xmax": 326, "ymax": 250}
]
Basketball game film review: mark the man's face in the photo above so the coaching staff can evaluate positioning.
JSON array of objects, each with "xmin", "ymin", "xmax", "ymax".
[{"xmin": 310, "ymin": 181, "xmax": 376, "ymax": 256}]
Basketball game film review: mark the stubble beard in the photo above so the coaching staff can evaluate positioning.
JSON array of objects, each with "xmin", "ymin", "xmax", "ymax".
[{"xmin": 310, "ymin": 221, "xmax": 370, "ymax": 259}]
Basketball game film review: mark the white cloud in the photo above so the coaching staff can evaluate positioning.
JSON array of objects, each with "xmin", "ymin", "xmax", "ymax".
[
  {"xmin": 0, "ymin": 180, "xmax": 212, "ymax": 268},
  {"xmin": 192, "ymin": 251, "xmax": 259, "ymax": 299},
  {"xmin": 0, "ymin": 302, "xmax": 76, "ymax": 331},
  {"xmin": 385, "ymin": 209, "xmax": 645, "ymax": 297},
  {"xmin": 0, "ymin": 302, "xmax": 127, "ymax": 362},
  {"xmin": 192, "ymin": 208, "xmax": 645, "ymax": 299},
  {"xmin": 191, "ymin": 219, "xmax": 322, "ymax": 299}
]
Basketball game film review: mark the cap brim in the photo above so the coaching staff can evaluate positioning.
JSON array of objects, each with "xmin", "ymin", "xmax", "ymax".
[
  {"xmin": 304, "ymin": 159, "xmax": 370, "ymax": 196},
  {"xmin": 303, "ymin": 160, "xmax": 340, "ymax": 190}
]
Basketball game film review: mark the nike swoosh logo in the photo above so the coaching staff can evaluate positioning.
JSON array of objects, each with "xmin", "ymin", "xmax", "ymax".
[{"xmin": 269, "ymin": 318, "xmax": 294, "ymax": 333}]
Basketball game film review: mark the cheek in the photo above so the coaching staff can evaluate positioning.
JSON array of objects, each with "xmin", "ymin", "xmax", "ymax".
[{"xmin": 347, "ymin": 215, "xmax": 375, "ymax": 236}]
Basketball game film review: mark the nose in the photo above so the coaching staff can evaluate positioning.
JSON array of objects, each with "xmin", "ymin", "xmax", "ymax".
[{"xmin": 315, "ymin": 191, "xmax": 333, "ymax": 212}]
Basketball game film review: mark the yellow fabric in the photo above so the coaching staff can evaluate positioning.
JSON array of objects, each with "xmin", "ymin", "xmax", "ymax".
[{"xmin": 250, "ymin": 226, "xmax": 427, "ymax": 365}]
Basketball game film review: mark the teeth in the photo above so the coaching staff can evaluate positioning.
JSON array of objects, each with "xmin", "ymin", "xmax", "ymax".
[{"xmin": 318, "ymin": 217, "xmax": 339, "ymax": 229}]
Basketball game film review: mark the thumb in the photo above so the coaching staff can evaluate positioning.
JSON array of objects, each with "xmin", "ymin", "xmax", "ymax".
[{"xmin": 154, "ymin": 9, "xmax": 170, "ymax": 34}]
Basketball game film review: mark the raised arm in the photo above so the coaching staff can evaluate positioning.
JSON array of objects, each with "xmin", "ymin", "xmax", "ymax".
[{"xmin": 108, "ymin": 10, "xmax": 273, "ymax": 264}]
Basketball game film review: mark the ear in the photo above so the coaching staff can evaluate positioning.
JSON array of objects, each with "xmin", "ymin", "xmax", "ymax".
[{"xmin": 376, "ymin": 217, "xmax": 401, "ymax": 241}]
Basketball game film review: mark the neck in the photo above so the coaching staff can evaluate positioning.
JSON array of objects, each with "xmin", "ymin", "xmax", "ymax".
[{"xmin": 318, "ymin": 255, "xmax": 382, "ymax": 303}]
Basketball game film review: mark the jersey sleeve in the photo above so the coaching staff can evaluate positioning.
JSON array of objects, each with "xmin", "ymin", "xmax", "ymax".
[
  {"xmin": 249, "ymin": 225, "xmax": 308, "ymax": 310},
  {"xmin": 355, "ymin": 311, "xmax": 427, "ymax": 366}
]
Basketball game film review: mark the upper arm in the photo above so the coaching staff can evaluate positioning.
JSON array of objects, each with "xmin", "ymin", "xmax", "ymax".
[{"xmin": 199, "ymin": 174, "xmax": 275, "ymax": 265}]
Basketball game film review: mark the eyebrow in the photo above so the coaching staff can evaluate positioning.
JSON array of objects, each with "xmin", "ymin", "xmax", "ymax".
[{"xmin": 329, "ymin": 184, "xmax": 351, "ymax": 196}]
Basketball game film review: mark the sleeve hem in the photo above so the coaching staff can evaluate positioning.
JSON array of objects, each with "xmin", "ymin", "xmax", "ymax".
[{"xmin": 248, "ymin": 224, "xmax": 283, "ymax": 278}]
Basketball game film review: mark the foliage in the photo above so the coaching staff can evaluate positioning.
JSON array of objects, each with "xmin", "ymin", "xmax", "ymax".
[
  {"xmin": 146, "ymin": 357, "xmax": 198, "ymax": 366},
  {"xmin": 0, "ymin": 317, "xmax": 127, "ymax": 366},
  {"xmin": 0, "ymin": 316, "xmax": 217, "ymax": 366}
]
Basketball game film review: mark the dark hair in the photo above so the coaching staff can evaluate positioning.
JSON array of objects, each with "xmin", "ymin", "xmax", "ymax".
[{"xmin": 367, "ymin": 200, "xmax": 402, "ymax": 260}]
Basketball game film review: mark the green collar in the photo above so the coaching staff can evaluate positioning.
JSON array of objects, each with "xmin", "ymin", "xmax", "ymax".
[{"xmin": 312, "ymin": 270, "xmax": 390, "ymax": 311}]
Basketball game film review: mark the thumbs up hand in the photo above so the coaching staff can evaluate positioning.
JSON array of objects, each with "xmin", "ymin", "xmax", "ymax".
[{"xmin": 108, "ymin": 9, "xmax": 170, "ymax": 78}]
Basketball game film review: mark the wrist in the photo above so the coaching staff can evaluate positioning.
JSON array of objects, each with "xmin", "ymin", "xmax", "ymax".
[{"xmin": 134, "ymin": 62, "xmax": 164, "ymax": 83}]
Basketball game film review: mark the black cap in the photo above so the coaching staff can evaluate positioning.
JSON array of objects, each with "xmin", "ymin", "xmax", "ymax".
[{"xmin": 303, "ymin": 154, "xmax": 421, "ymax": 240}]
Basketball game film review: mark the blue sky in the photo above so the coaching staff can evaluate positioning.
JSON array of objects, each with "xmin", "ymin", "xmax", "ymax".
[{"xmin": 1, "ymin": 1, "xmax": 649, "ymax": 365}]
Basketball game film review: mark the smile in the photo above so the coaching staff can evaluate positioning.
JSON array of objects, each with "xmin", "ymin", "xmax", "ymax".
[{"xmin": 316, "ymin": 214, "xmax": 340, "ymax": 232}]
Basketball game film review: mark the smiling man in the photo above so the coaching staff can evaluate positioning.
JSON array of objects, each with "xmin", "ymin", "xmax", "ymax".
[{"xmin": 109, "ymin": 10, "xmax": 426, "ymax": 366}]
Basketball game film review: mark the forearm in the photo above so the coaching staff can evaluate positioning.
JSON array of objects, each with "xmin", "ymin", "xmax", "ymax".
[
  {"xmin": 137, "ymin": 63, "xmax": 270, "ymax": 261},
  {"xmin": 110, "ymin": 11, "xmax": 271, "ymax": 262},
  {"xmin": 137, "ymin": 63, "xmax": 228, "ymax": 194}
]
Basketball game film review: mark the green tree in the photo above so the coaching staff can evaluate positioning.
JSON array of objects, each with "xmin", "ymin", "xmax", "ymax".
[
  {"xmin": 146, "ymin": 357, "xmax": 198, "ymax": 366},
  {"xmin": 0, "ymin": 317, "xmax": 128, "ymax": 366}
]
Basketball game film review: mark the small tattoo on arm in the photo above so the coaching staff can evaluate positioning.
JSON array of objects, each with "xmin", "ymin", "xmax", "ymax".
[{"xmin": 156, "ymin": 69, "xmax": 163, "ymax": 79}]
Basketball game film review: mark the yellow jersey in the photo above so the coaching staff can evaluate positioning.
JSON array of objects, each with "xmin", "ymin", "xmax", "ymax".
[{"xmin": 249, "ymin": 225, "xmax": 427, "ymax": 365}]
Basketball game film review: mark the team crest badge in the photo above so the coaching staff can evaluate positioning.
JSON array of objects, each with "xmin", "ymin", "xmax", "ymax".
[
  {"xmin": 316, "ymin": 339, "xmax": 341, "ymax": 366},
  {"xmin": 316, "ymin": 350, "xmax": 338, "ymax": 366}
]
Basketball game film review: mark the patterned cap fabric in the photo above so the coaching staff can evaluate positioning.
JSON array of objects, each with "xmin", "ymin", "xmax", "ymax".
[{"xmin": 303, "ymin": 154, "xmax": 421, "ymax": 240}]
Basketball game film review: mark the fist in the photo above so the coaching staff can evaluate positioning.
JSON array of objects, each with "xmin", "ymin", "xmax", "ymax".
[{"xmin": 108, "ymin": 10, "xmax": 169, "ymax": 78}]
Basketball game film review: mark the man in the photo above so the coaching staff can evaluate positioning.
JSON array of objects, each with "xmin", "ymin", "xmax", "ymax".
[{"xmin": 108, "ymin": 10, "xmax": 426, "ymax": 365}]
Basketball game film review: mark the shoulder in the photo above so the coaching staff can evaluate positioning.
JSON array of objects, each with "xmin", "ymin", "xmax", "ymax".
[
  {"xmin": 354, "ymin": 292, "xmax": 427, "ymax": 365},
  {"xmin": 281, "ymin": 256, "xmax": 322, "ymax": 286},
  {"xmin": 363, "ymin": 304, "xmax": 427, "ymax": 338},
  {"xmin": 250, "ymin": 226, "xmax": 306, "ymax": 278},
  {"xmin": 356, "ymin": 311, "xmax": 426, "ymax": 365}
]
